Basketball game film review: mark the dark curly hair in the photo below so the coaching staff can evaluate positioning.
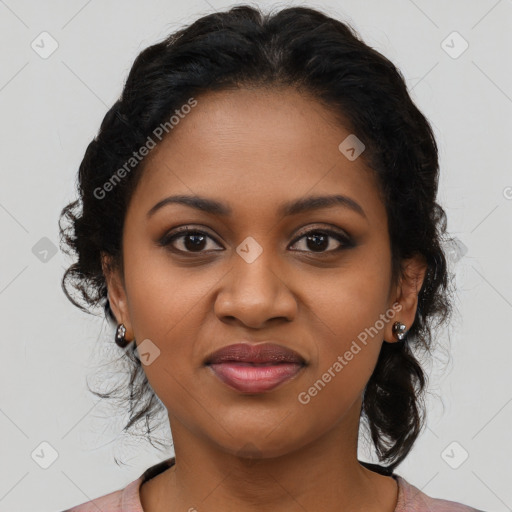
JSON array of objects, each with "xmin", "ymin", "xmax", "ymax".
[{"xmin": 59, "ymin": 4, "xmax": 455, "ymax": 472}]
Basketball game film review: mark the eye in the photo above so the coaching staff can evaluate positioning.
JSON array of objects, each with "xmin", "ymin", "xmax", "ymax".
[
  {"xmin": 159, "ymin": 225, "xmax": 354, "ymax": 256},
  {"xmin": 288, "ymin": 227, "xmax": 352, "ymax": 254},
  {"xmin": 159, "ymin": 226, "xmax": 224, "ymax": 254}
]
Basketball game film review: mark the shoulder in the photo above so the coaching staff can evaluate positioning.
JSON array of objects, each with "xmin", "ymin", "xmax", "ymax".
[
  {"xmin": 61, "ymin": 457, "xmax": 175, "ymax": 512},
  {"xmin": 62, "ymin": 475, "xmax": 145, "ymax": 512},
  {"xmin": 395, "ymin": 475, "xmax": 487, "ymax": 512}
]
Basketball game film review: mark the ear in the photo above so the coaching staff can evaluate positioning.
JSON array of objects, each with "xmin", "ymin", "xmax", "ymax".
[
  {"xmin": 101, "ymin": 252, "xmax": 134, "ymax": 342},
  {"xmin": 384, "ymin": 254, "xmax": 428, "ymax": 343}
]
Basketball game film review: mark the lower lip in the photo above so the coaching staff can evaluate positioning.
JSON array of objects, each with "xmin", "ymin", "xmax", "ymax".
[{"xmin": 207, "ymin": 362, "xmax": 304, "ymax": 393}]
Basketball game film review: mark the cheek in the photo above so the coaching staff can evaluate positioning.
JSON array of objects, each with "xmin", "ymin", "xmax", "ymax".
[
  {"xmin": 297, "ymin": 250, "xmax": 392, "ymax": 396},
  {"xmin": 121, "ymin": 248, "xmax": 226, "ymax": 393},
  {"xmin": 123, "ymin": 243, "xmax": 217, "ymax": 339},
  {"xmin": 303, "ymin": 250, "xmax": 392, "ymax": 346}
]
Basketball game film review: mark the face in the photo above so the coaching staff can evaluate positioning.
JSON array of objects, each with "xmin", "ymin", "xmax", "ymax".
[{"xmin": 104, "ymin": 87, "xmax": 425, "ymax": 459}]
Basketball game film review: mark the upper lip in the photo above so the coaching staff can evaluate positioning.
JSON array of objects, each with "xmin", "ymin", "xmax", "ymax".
[{"xmin": 205, "ymin": 342, "xmax": 306, "ymax": 365}]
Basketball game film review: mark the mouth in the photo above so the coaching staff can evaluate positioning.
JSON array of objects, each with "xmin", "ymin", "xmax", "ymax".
[{"xmin": 204, "ymin": 342, "xmax": 306, "ymax": 393}]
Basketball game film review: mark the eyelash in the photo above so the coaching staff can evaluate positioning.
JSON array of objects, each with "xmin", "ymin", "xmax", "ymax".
[{"xmin": 158, "ymin": 225, "xmax": 354, "ymax": 256}]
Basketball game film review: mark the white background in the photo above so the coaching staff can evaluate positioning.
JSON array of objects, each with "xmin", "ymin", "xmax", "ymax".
[{"xmin": 0, "ymin": 1, "xmax": 511, "ymax": 511}]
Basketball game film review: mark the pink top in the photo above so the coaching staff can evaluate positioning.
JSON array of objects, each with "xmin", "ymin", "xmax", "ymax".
[{"xmin": 63, "ymin": 458, "xmax": 485, "ymax": 512}]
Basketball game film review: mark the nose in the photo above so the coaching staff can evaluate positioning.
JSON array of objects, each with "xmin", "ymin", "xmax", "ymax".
[{"xmin": 214, "ymin": 249, "xmax": 298, "ymax": 329}]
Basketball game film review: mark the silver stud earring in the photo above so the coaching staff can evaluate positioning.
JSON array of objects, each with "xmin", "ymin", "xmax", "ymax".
[
  {"xmin": 115, "ymin": 323, "xmax": 130, "ymax": 348},
  {"xmin": 392, "ymin": 321, "xmax": 407, "ymax": 341}
]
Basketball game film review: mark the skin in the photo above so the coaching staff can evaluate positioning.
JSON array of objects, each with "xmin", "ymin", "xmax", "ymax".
[{"xmin": 103, "ymin": 86, "xmax": 427, "ymax": 512}]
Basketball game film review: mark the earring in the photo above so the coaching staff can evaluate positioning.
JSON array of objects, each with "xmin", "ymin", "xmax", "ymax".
[
  {"xmin": 392, "ymin": 321, "xmax": 407, "ymax": 341},
  {"xmin": 115, "ymin": 323, "xmax": 130, "ymax": 348}
]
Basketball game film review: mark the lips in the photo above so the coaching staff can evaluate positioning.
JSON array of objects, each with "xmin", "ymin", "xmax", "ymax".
[
  {"xmin": 205, "ymin": 342, "xmax": 306, "ymax": 365},
  {"xmin": 205, "ymin": 342, "xmax": 306, "ymax": 393}
]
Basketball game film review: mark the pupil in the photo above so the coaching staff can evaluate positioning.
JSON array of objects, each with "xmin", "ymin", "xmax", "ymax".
[
  {"xmin": 307, "ymin": 233, "xmax": 327, "ymax": 251},
  {"xmin": 182, "ymin": 233, "xmax": 329, "ymax": 252},
  {"xmin": 185, "ymin": 234, "xmax": 206, "ymax": 251}
]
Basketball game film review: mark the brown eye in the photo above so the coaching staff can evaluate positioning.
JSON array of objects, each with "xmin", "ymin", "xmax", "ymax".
[
  {"xmin": 159, "ymin": 227, "xmax": 224, "ymax": 254},
  {"xmin": 289, "ymin": 228, "xmax": 353, "ymax": 253},
  {"xmin": 158, "ymin": 225, "xmax": 354, "ymax": 256}
]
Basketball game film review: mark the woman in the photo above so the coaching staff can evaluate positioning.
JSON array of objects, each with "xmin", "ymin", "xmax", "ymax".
[{"xmin": 60, "ymin": 4, "xmax": 485, "ymax": 511}]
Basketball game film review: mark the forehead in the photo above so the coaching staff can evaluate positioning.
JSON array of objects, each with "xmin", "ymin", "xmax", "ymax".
[{"xmin": 128, "ymin": 87, "xmax": 385, "ymax": 225}]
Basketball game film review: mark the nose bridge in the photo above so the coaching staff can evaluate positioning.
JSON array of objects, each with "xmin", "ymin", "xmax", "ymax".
[
  {"xmin": 235, "ymin": 239, "xmax": 279, "ymax": 291},
  {"xmin": 214, "ymin": 236, "xmax": 296, "ymax": 326}
]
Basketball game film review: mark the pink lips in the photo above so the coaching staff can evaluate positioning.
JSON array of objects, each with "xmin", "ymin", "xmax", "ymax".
[{"xmin": 205, "ymin": 342, "xmax": 306, "ymax": 393}]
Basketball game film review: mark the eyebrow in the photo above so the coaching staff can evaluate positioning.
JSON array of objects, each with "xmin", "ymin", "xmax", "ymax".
[{"xmin": 146, "ymin": 193, "xmax": 367, "ymax": 220}]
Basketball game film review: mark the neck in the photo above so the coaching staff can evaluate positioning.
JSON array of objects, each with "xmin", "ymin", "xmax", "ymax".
[{"xmin": 140, "ymin": 404, "xmax": 399, "ymax": 512}]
